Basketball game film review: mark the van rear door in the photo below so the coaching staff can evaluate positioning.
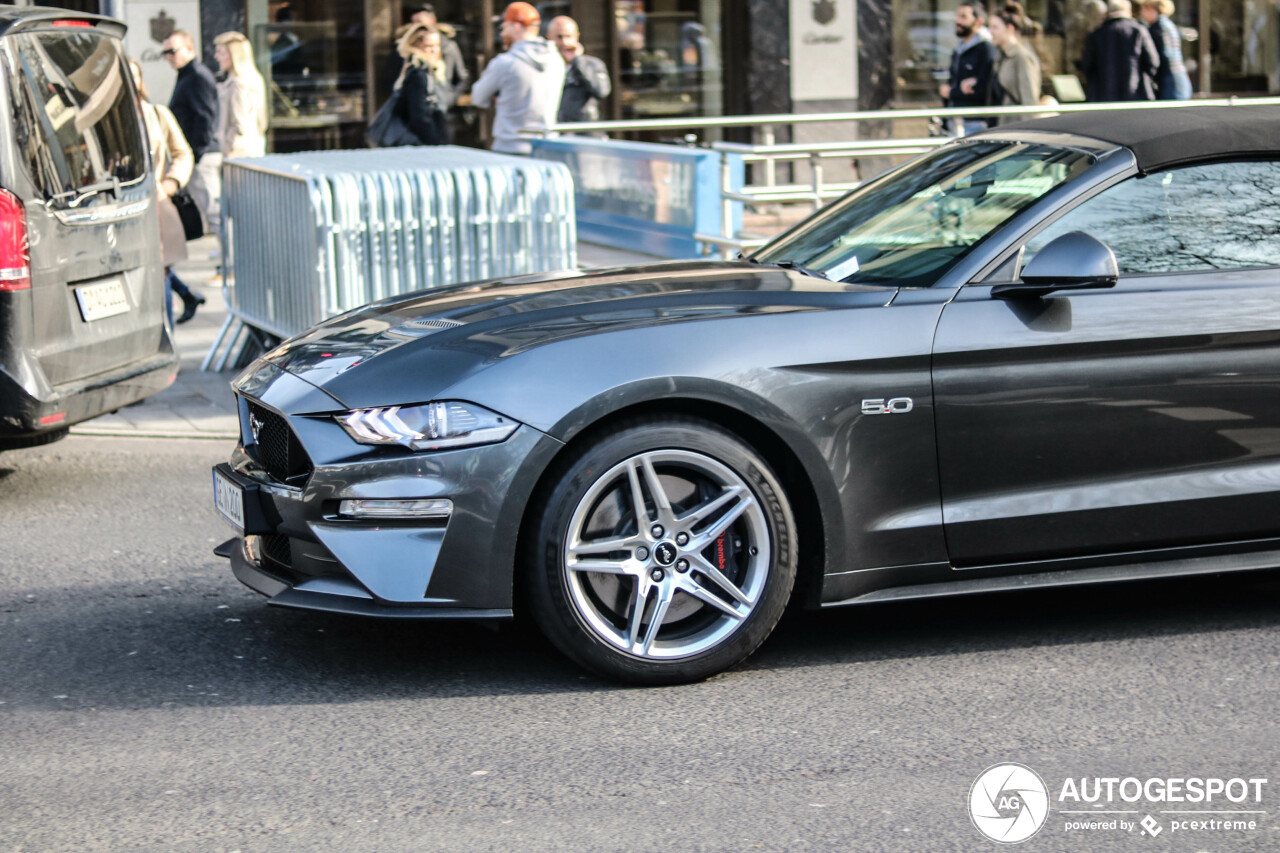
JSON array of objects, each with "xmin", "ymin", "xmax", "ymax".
[{"xmin": 0, "ymin": 19, "xmax": 167, "ymax": 390}]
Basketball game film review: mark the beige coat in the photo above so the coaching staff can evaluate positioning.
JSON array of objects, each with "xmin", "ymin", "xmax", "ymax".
[
  {"xmin": 994, "ymin": 41, "xmax": 1041, "ymax": 124},
  {"xmin": 216, "ymin": 73, "xmax": 268, "ymax": 159},
  {"xmin": 141, "ymin": 101, "xmax": 194, "ymax": 266}
]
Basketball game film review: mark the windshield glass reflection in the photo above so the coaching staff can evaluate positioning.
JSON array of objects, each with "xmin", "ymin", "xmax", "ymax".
[{"xmin": 754, "ymin": 141, "xmax": 1094, "ymax": 288}]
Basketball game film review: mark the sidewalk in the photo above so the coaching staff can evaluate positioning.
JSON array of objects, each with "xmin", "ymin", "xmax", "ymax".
[{"xmin": 70, "ymin": 236, "xmax": 668, "ymax": 441}]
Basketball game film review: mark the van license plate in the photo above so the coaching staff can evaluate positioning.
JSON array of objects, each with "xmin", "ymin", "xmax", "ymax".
[
  {"xmin": 213, "ymin": 469, "xmax": 245, "ymax": 532},
  {"xmin": 75, "ymin": 279, "xmax": 130, "ymax": 322}
]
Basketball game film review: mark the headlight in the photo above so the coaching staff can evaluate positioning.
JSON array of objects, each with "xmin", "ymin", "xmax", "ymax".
[{"xmin": 337, "ymin": 401, "xmax": 518, "ymax": 451}]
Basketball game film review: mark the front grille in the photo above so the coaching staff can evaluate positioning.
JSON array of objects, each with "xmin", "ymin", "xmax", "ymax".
[
  {"xmin": 259, "ymin": 534, "xmax": 293, "ymax": 569},
  {"xmin": 247, "ymin": 401, "xmax": 313, "ymax": 484}
]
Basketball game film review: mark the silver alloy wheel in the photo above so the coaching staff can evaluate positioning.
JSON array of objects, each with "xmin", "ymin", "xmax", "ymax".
[{"xmin": 562, "ymin": 449, "xmax": 772, "ymax": 660}]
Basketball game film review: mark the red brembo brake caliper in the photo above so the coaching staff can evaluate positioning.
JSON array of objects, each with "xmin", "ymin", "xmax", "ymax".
[{"xmin": 715, "ymin": 533, "xmax": 728, "ymax": 573}]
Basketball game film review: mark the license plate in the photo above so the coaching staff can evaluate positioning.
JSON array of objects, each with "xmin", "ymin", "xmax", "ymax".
[
  {"xmin": 213, "ymin": 469, "xmax": 245, "ymax": 531},
  {"xmin": 74, "ymin": 279, "xmax": 130, "ymax": 322}
]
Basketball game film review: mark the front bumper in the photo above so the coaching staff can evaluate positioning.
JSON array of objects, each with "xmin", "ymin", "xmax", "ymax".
[
  {"xmin": 226, "ymin": 535, "xmax": 513, "ymax": 620},
  {"xmin": 212, "ymin": 388, "xmax": 563, "ymax": 618}
]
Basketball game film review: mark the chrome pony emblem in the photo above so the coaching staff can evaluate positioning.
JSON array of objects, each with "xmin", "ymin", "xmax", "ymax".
[{"xmin": 653, "ymin": 542, "xmax": 678, "ymax": 566}]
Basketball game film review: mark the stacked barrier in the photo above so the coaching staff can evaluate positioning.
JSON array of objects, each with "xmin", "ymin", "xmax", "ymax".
[{"xmin": 203, "ymin": 146, "xmax": 576, "ymax": 369}]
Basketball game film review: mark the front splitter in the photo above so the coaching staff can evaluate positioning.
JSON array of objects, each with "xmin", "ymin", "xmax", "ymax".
[{"xmin": 223, "ymin": 538, "xmax": 513, "ymax": 621}]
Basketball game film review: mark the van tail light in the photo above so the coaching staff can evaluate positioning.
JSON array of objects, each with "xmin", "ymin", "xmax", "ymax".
[{"xmin": 0, "ymin": 188, "xmax": 31, "ymax": 292}]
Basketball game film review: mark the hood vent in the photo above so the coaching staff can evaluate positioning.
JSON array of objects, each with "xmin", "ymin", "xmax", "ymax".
[
  {"xmin": 388, "ymin": 317, "xmax": 466, "ymax": 339},
  {"xmin": 406, "ymin": 318, "xmax": 465, "ymax": 330}
]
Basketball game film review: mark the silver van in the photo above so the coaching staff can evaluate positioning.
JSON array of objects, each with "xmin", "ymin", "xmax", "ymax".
[{"xmin": 0, "ymin": 6, "xmax": 176, "ymax": 448}]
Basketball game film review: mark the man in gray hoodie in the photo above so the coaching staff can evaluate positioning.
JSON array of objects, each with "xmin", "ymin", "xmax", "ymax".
[{"xmin": 471, "ymin": 1, "xmax": 565, "ymax": 154}]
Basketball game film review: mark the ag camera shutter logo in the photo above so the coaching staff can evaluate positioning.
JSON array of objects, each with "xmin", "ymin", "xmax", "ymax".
[{"xmin": 969, "ymin": 763, "xmax": 1050, "ymax": 844}]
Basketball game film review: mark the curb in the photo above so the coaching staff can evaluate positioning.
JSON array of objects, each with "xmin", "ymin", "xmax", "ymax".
[{"xmin": 70, "ymin": 427, "xmax": 240, "ymax": 440}]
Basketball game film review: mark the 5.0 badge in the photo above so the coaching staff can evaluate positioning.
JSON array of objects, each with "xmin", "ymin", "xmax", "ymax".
[{"xmin": 861, "ymin": 397, "xmax": 913, "ymax": 415}]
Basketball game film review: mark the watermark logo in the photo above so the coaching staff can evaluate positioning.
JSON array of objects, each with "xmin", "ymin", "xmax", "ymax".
[
  {"xmin": 969, "ymin": 763, "xmax": 1051, "ymax": 844},
  {"xmin": 969, "ymin": 767, "xmax": 1268, "ymax": 843}
]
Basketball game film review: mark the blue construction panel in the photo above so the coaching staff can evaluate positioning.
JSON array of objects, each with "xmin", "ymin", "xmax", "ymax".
[{"xmin": 531, "ymin": 137, "xmax": 744, "ymax": 259}]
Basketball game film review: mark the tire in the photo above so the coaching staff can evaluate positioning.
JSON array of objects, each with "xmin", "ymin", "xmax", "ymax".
[{"xmin": 524, "ymin": 417, "xmax": 797, "ymax": 685}]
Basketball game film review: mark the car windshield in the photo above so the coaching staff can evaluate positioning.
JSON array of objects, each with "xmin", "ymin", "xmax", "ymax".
[
  {"xmin": 2, "ymin": 28, "xmax": 148, "ymax": 207},
  {"xmin": 752, "ymin": 141, "xmax": 1095, "ymax": 288}
]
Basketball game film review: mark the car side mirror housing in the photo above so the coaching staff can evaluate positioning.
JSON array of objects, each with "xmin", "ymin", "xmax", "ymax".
[{"xmin": 991, "ymin": 231, "xmax": 1118, "ymax": 300}]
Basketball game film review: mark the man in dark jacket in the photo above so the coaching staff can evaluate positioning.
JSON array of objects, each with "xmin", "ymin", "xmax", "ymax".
[
  {"xmin": 938, "ymin": 3, "xmax": 1000, "ymax": 135},
  {"xmin": 163, "ymin": 29, "xmax": 219, "ymax": 230},
  {"xmin": 547, "ymin": 16, "xmax": 610, "ymax": 125},
  {"xmin": 1081, "ymin": 0, "xmax": 1159, "ymax": 101}
]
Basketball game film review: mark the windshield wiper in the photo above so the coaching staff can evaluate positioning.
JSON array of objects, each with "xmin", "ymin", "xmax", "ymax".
[
  {"xmin": 50, "ymin": 176, "xmax": 128, "ymax": 208},
  {"xmin": 739, "ymin": 255, "xmax": 829, "ymax": 280}
]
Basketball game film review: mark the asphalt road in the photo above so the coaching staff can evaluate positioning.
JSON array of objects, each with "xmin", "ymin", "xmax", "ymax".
[{"xmin": 2, "ymin": 434, "xmax": 1278, "ymax": 852}]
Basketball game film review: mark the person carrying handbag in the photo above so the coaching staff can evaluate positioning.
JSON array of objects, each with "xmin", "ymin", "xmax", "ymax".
[
  {"xmin": 372, "ymin": 22, "xmax": 452, "ymax": 146},
  {"xmin": 130, "ymin": 59, "xmax": 205, "ymax": 326}
]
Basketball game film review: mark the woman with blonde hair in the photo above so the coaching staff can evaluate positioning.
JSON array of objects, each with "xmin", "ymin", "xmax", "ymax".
[
  {"xmin": 129, "ymin": 59, "xmax": 204, "ymax": 325},
  {"xmin": 1139, "ymin": 0, "xmax": 1191, "ymax": 99},
  {"xmin": 213, "ymin": 31, "xmax": 268, "ymax": 158},
  {"xmin": 387, "ymin": 22, "xmax": 452, "ymax": 145}
]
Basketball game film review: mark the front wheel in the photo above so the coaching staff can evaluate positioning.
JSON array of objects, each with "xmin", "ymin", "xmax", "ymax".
[{"xmin": 524, "ymin": 418, "xmax": 797, "ymax": 685}]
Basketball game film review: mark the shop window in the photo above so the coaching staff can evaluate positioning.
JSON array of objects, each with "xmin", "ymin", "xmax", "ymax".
[
  {"xmin": 614, "ymin": 0, "xmax": 721, "ymax": 120},
  {"xmin": 252, "ymin": 0, "xmax": 367, "ymax": 151},
  {"xmin": 1201, "ymin": 3, "xmax": 1280, "ymax": 93},
  {"xmin": 891, "ymin": 0, "xmax": 953, "ymax": 103}
]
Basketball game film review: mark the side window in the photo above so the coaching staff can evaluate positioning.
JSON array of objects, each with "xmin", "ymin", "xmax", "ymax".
[{"xmin": 1023, "ymin": 161, "xmax": 1280, "ymax": 275}]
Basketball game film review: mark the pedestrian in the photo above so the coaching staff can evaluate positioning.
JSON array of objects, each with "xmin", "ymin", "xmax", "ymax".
[
  {"xmin": 1138, "ymin": 0, "xmax": 1191, "ymax": 99},
  {"xmin": 1082, "ymin": 0, "xmax": 1108, "ymax": 32},
  {"xmin": 129, "ymin": 60, "xmax": 203, "ymax": 327},
  {"xmin": 213, "ymin": 32, "xmax": 268, "ymax": 159},
  {"xmin": 1008, "ymin": 1, "xmax": 1052, "ymax": 88},
  {"xmin": 1080, "ymin": 0, "xmax": 1159, "ymax": 101},
  {"xmin": 470, "ymin": 2, "xmax": 565, "ymax": 155},
  {"xmin": 389, "ymin": 22, "xmax": 452, "ymax": 145},
  {"xmin": 547, "ymin": 16, "xmax": 611, "ymax": 125},
  {"xmin": 989, "ymin": 4, "xmax": 1041, "ymax": 122},
  {"xmin": 679, "ymin": 22, "xmax": 716, "ymax": 72},
  {"xmin": 162, "ymin": 29, "xmax": 219, "ymax": 235},
  {"xmin": 384, "ymin": 4, "xmax": 468, "ymax": 99},
  {"xmin": 939, "ymin": 3, "xmax": 1000, "ymax": 135}
]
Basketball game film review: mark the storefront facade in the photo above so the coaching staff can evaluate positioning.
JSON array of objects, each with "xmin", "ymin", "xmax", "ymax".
[
  {"xmin": 893, "ymin": 0, "xmax": 1278, "ymax": 104},
  {"xmin": 74, "ymin": 0, "xmax": 1280, "ymax": 151}
]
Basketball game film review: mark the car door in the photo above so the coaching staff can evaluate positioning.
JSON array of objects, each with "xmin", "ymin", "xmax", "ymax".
[{"xmin": 932, "ymin": 160, "xmax": 1280, "ymax": 568}]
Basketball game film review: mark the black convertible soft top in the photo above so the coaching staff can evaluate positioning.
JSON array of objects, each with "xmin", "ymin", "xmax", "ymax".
[{"xmin": 982, "ymin": 104, "xmax": 1280, "ymax": 173}]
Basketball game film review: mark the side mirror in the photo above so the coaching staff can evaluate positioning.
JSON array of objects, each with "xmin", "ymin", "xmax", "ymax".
[{"xmin": 991, "ymin": 231, "xmax": 1118, "ymax": 300}]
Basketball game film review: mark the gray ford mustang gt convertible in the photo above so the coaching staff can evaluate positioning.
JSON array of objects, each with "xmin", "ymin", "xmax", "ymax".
[{"xmin": 214, "ymin": 105, "xmax": 1280, "ymax": 684}]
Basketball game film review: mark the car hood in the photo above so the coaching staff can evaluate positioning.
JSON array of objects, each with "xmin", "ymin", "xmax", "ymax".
[{"xmin": 249, "ymin": 261, "xmax": 897, "ymax": 409}]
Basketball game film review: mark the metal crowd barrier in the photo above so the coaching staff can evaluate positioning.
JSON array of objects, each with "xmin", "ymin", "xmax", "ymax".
[{"xmin": 201, "ymin": 147, "xmax": 577, "ymax": 371}]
